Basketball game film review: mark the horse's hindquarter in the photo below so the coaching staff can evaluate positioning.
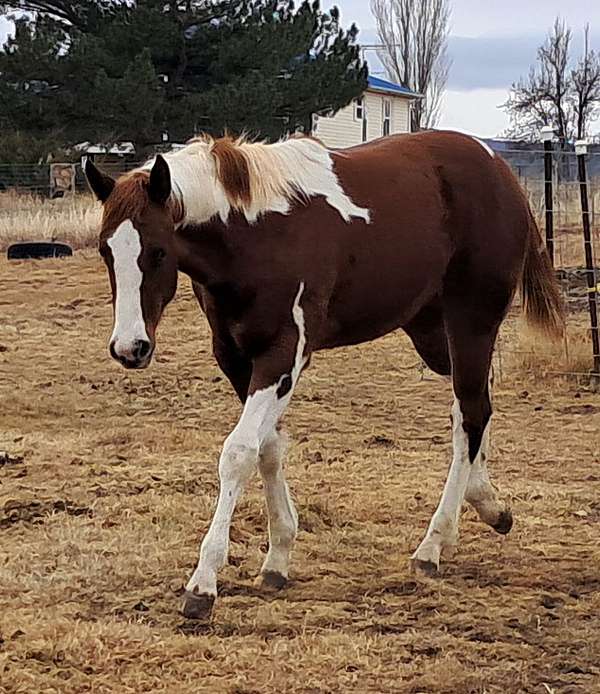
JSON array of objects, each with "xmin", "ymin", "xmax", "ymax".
[{"xmin": 317, "ymin": 132, "xmax": 530, "ymax": 349}]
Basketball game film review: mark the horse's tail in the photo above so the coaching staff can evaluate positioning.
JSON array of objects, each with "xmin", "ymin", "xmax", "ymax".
[{"xmin": 520, "ymin": 213, "xmax": 565, "ymax": 339}]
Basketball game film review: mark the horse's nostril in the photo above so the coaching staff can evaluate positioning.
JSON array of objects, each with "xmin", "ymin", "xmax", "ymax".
[
  {"xmin": 109, "ymin": 341, "xmax": 118, "ymax": 360},
  {"xmin": 134, "ymin": 339, "xmax": 152, "ymax": 360}
]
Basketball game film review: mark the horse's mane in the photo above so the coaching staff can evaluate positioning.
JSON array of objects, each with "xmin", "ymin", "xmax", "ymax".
[
  {"xmin": 105, "ymin": 132, "xmax": 369, "ymax": 226},
  {"xmin": 102, "ymin": 172, "xmax": 149, "ymax": 231},
  {"xmin": 169, "ymin": 133, "xmax": 333, "ymax": 223}
]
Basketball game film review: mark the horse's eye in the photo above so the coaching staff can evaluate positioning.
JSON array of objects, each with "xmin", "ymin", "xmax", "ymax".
[{"xmin": 151, "ymin": 247, "xmax": 166, "ymax": 266}]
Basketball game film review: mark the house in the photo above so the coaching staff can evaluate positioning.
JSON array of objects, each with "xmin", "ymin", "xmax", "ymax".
[{"xmin": 311, "ymin": 75, "xmax": 422, "ymax": 148}]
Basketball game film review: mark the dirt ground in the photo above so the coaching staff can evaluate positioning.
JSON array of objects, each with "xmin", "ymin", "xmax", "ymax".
[{"xmin": 1, "ymin": 253, "xmax": 599, "ymax": 694}]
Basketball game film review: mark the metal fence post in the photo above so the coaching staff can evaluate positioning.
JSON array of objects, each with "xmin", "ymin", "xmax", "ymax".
[
  {"xmin": 541, "ymin": 126, "xmax": 555, "ymax": 266},
  {"xmin": 575, "ymin": 139, "xmax": 600, "ymax": 386}
]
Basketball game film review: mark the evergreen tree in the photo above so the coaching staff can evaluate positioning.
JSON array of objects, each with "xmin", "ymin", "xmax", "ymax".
[{"xmin": 0, "ymin": 1, "xmax": 367, "ymax": 158}]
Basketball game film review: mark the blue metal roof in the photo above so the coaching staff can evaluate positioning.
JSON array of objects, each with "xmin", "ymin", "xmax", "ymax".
[{"xmin": 367, "ymin": 75, "xmax": 421, "ymax": 98}]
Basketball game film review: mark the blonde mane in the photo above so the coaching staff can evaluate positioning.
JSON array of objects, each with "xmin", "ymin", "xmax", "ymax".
[{"xmin": 157, "ymin": 134, "xmax": 371, "ymax": 226}]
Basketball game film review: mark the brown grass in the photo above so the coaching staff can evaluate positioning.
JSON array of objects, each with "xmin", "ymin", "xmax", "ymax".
[
  {"xmin": 498, "ymin": 314, "xmax": 598, "ymax": 382},
  {"xmin": 1, "ymin": 254, "xmax": 599, "ymax": 693},
  {"xmin": 0, "ymin": 191, "xmax": 101, "ymax": 251},
  {"xmin": 551, "ymin": 225, "xmax": 600, "ymax": 269}
]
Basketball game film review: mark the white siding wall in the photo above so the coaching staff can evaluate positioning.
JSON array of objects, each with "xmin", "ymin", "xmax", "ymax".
[
  {"xmin": 365, "ymin": 92, "xmax": 384, "ymax": 141},
  {"xmin": 313, "ymin": 89, "xmax": 413, "ymax": 149},
  {"xmin": 312, "ymin": 101, "xmax": 362, "ymax": 149},
  {"xmin": 392, "ymin": 98, "xmax": 410, "ymax": 134}
]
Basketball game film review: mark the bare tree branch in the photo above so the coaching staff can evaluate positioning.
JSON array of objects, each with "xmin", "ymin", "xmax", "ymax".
[
  {"xmin": 503, "ymin": 18, "xmax": 600, "ymax": 143},
  {"xmin": 571, "ymin": 24, "xmax": 600, "ymax": 140},
  {"xmin": 370, "ymin": 0, "xmax": 451, "ymax": 131}
]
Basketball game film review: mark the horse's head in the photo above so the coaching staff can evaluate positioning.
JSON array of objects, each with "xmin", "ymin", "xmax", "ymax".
[{"xmin": 85, "ymin": 156, "xmax": 178, "ymax": 369}]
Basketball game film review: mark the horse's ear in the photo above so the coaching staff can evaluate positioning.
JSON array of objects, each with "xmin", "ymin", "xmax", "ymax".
[
  {"xmin": 148, "ymin": 154, "xmax": 171, "ymax": 206},
  {"xmin": 84, "ymin": 158, "xmax": 115, "ymax": 203}
]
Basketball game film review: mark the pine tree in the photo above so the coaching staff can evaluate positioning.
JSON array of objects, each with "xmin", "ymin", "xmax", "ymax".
[{"xmin": 0, "ymin": 1, "xmax": 367, "ymax": 158}]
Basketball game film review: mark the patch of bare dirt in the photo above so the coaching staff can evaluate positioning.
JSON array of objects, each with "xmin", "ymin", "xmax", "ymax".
[{"xmin": 0, "ymin": 253, "xmax": 599, "ymax": 693}]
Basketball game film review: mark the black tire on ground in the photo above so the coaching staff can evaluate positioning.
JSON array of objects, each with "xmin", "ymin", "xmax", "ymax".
[{"xmin": 7, "ymin": 242, "xmax": 73, "ymax": 260}]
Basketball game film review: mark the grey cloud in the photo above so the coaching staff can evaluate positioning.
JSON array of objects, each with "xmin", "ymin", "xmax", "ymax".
[
  {"xmin": 359, "ymin": 27, "xmax": 600, "ymax": 92},
  {"xmin": 447, "ymin": 36, "xmax": 539, "ymax": 90},
  {"xmin": 448, "ymin": 33, "xmax": 600, "ymax": 90}
]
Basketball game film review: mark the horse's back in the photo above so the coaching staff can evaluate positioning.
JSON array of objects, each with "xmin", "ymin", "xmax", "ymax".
[{"xmin": 333, "ymin": 130, "xmax": 530, "ymax": 276}]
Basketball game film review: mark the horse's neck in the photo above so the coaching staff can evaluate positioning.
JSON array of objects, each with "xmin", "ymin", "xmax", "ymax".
[{"xmin": 174, "ymin": 222, "xmax": 235, "ymax": 286}]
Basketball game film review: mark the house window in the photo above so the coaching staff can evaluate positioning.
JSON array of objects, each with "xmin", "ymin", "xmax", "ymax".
[
  {"xmin": 312, "ymin": 113, "xmax": 319, "ymax": 134},
  {"xmin": 354, "ymin": 97, "xmax": 364, "ymax": 121},
  {"xmin": 355, "ymin": 97, "xmax": 368, "ymax": 141},
  {"xmin": 383, "ymin": 99, "xmax": 391, "ymax": 136}
]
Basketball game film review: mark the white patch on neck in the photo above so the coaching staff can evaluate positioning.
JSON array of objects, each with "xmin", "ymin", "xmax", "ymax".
[
  {"xmin": 291, "ymin": 281, "xmax": 307, "ymax": 378},
  {"xmin": 472, "ymin": 137, "xmax": 495, "ymax": 159},
  {"xmin": 151, "ymin": 139, "xmax": 371, "ymax": 226},
  {"xmin": 108, "ymin": 220, "xmax": 149, "ymax": 349}
]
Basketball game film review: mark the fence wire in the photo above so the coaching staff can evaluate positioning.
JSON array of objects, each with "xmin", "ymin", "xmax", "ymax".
[{"xmin": 496, "ymin": 150, "xmax": 600, "ymax": 385}]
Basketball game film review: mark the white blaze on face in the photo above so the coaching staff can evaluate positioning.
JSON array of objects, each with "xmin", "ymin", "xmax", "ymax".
[{"xmin": 108, "ymin": 219, "xmax": 149, "ymax": 356}]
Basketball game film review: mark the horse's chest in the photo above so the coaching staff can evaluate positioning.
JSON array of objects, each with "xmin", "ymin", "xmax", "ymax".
[
  {"xmin": 203, "ymin": 282, "xmax": 282, "ymax": 357},
  {"xmin": 205, "ymin": 282, "xmax": 255, "ymax": 320}
]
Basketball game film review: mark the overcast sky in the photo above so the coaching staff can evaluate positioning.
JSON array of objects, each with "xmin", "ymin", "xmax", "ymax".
[{"xmin": 2, "ymin": 1, "xmax": 599, "ymax": 137}]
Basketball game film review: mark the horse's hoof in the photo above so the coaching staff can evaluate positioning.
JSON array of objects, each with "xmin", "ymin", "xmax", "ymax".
[
  {"xmin": 493, "ymin": 509, "xmax": 513, "ymax": 535},
  {"xmin": 181, "ymin": 591, "xmax": 215, "ymax": 620},
  {"xmin": 256, "ymin": 570, "xmax": 288, "ymax": 592},
  {"xmin": 411, "ymin": 557, "xmax": 440, "ymax": 577}
]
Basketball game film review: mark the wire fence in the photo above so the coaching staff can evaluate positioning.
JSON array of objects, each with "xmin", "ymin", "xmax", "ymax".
[
  {"xmin": 495, "ymin": 149, "xmax": 600, "ymax": 387},
  {"xmin": 0, "ymin": 160, "xmax": 142, "ymax": 197},
  {"xmin": 1, "ymin": 146, "xmax": 600, "ymax": 385}
]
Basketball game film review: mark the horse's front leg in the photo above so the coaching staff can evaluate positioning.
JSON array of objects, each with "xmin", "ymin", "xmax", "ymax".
[{"xmin": 183, "ymin": 285, "xmax": 308, "ymax": 620}]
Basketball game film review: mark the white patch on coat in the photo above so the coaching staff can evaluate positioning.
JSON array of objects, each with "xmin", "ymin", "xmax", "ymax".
[
  {"xmin": 472, "ymin": 137, "xmax": 495, "ymax": 159},
  {"xmin": 143, "ymin": 138, "xmax": 371, "ymax": 226},
  {"xmin": 464, "ymin": 419, "xmax": 501, "ymax": 525},
  {"xmin": 465, "ymin": 368, "xmax": 504, "ymax": 525},
  {"xmin": 411, "ymin": 397, "xmax": 472, "ymax": 569},
  {"xmin": 186, "ymin": 282, "xmax": 307, "ymax": 597},
  {"xmin": 108, "ymin": 220, "xmax": 149, "ymax": 354}
]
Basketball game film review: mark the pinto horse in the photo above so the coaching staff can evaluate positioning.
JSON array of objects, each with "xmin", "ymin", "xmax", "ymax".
[{"xmin": 85, "ymin": 131, "xmax": 563, "ymax": 620}]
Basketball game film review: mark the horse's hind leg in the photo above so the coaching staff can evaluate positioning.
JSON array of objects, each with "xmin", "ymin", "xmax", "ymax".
[
  {"xmin": 406, "ymin": 298, "xmax": 511, "ymax": 545},
  {"xmin": 464, "ymin": 369, "xmax": 513, "ymax": 534},
  {"xmin": 411, "ymin": 283, "xmax": 512, "ymax": 575}
]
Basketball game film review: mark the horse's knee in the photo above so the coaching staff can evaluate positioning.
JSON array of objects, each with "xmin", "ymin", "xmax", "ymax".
[
  {"xmin": 219, "ymin": 434, "xmax": 259, "ymax": 482},
  {"xmin": 258, "ymin": 430, "xmax": 288, "ymax": 476}
]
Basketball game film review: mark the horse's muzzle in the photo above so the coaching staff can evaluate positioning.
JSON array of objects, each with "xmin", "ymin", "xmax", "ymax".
[{"xmin": 109, "ymin": 338, "xmax": 154, "ymax": 369}]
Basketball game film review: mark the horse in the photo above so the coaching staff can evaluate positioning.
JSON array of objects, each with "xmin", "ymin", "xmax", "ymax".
[{"xmin": 84, "ymin": 130, "xmax": 564, "ymax": 620}]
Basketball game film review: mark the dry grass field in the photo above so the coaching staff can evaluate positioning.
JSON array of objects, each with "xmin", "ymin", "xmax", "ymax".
[
  {"xmin": 1, "ymin": 252, "xmax": 599, "ymax": 693},
  {"xmin": 0, "ymin": 192, "xmax": 100, "ymax": 251}
]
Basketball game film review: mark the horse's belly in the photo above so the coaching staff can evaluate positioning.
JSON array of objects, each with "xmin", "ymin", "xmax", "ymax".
[{"xmin": 319, "ymin": 268, "xmax": 441, "ymax": 349}]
